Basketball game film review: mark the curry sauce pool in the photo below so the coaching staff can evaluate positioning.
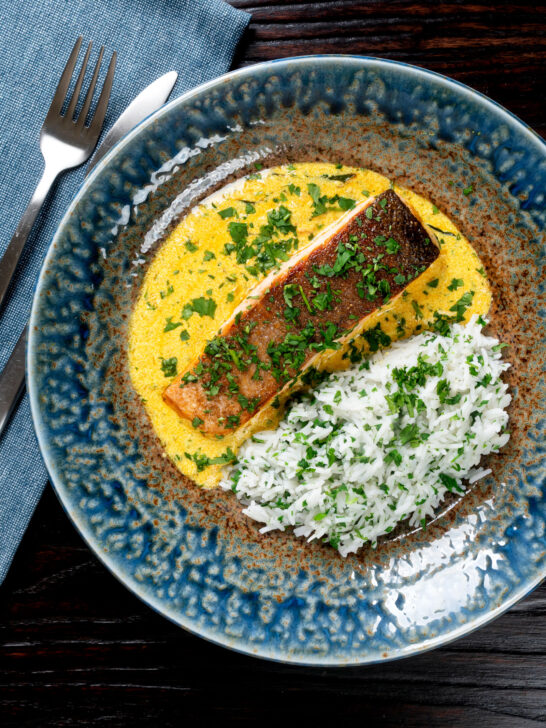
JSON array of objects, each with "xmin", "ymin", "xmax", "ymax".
[{"xmin": 128, "ymin": 163, "xmax": 491, "ymax": 487}]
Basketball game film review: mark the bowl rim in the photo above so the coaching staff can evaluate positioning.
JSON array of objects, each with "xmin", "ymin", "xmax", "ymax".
[{"xmin": 27, "ymin": 54, "xmax": 546, "ymax": 666}]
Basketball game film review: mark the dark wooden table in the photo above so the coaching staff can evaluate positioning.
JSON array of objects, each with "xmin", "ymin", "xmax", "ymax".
[{"xmin": 2, "ymin": 2, "xmax": 545, "ymax": 725}]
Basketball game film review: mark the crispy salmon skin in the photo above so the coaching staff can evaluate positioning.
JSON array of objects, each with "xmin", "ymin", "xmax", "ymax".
[{"xmin": 164, "ymin": 189, "xmax": 439, "ymax": 434}]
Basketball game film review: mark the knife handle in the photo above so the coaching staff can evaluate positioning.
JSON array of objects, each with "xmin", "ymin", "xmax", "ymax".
[{"xmin": 0, "ymin": 326, "xmax": 27, "ymax": 439}]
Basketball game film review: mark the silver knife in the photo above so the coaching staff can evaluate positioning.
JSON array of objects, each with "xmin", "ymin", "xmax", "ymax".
[
  {"xmin": 0, "ymin": 71, "xmax": 178, "ymax": 439},
  {"xmin": 86, "ymin": 70, "xmax": 178, "ymax": 174}
]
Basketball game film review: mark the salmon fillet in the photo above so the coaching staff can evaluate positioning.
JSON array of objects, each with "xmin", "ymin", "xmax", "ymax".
[{"xmin": 164, "ymin": 189, "xmax": 439, "ymax": 435}]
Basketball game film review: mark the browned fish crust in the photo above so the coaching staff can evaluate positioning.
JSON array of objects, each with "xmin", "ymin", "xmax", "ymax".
[{"xmin": 164, "ymin": 189, "xmax": 439, "ymax": 434}]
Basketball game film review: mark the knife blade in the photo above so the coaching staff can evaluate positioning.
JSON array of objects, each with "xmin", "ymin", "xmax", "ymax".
[{"xmin": 86, "ymin": 71, "xmax": 178, "ymax": 175}]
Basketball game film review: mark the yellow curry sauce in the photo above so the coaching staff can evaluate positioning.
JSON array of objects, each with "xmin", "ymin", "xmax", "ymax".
[{"xmin": 128, "ymin": 163, "xmax": 491, "ymax": 487}]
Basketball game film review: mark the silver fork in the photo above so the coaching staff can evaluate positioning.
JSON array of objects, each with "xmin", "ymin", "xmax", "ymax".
[
  {"xmin": 0, "ymin": 37, "xmax": 116, "ymax": 438},
  {"xmin": 0, "ymin": 36, "xmax": 116, "ymax": 311}
]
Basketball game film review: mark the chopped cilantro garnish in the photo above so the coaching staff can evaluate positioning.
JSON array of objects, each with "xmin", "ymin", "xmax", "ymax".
[
  {"xmin": 218, "ymin": 207, "xmax": 236, "ymax": 219},
  {"xmin": 449, "ymin": 290, "xmax": 475, "ymax": 320},
  {"xmin": 164, "ymin": 317, "xmax": 182, "ymax": 332},
  {"xmin": 322, "ymin": 173, "xmax": 355, "ymax": 182},
  {"xmin": 363, "ymin": 324, "xmax": 391, "ymax": 353},
  {"xmin": 307, "ymin": 182, "xmax": 327, "ymax": 216},
  {"xmin": 159, "ymin": 282, "xmax": 174, "ymax": 299},
  {"xmin": 411, "ymin": 300, "xmax": 424, "ymax": 319},
  {"xmin": 160, "ymin": 357, "xmax": 177, "ymax": 377},
  {"xmin": 448, "ymin": 278, "xmax": 464, "ymax": 291},
  {"xmin": 184, "ymin": 447, "xmax": 237, "ymax": 472},
  {"xmin": 385, "ymin": 237, "xmax": 400, "ymax": 254},
  {"xmin": 439, "ymin": 473, "xmax": 463, "ymax": 493},
  {"xmin": 224, "ymin": 206, "xmax": 297, "ymax": 274},
  {"xmin": 399, "ymin": 423, "xmax": 421, "ymax": 446},
  {"xmin": 182, "ymin": 296, "xmax": 217, "ymax": 319},
  {"xmin": 338, "ymin": 197, "xmax": 356, "ymax": 211},
  {"xmin": 228, "ymin": 221, "xmax": 248, "ymax": 245}
]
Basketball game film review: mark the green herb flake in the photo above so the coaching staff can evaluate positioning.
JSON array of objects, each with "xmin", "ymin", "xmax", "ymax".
[
  {"xmin": 159, "ymin": 282, "xmax": 174, "ymax": 299},
  {"xmin": 160, "ymin": 357, "xmax": 178, "ymax": 378},
  {"xmin": 385, "ymin": 237, "xmax": 400, "ymax": 254},
  {"xmin": 338, "ymin": 197, "xmax": 356, "ymax": 211},
  {"xmin": 448, "ymin": 278, "xmax": 464, "ymax": 291},
  {"xmin": 218, "ymin": 207, "xmax": 236, "ymax": 219},
  {"xmin": 184, "ymin": 447, "xmax": 237, "ymax": 472},
  {"xmin": 449, "ymin": 290, "xmax": 475, "ymax": 320},
  {"xmin": 411, "ymin": 300, "xmax": 424, "ymax": 319},
  {"xmin": 439, "ymin": 473, "xmax": 463, "ymax": 493},
  {"xmin": 227, "ymin": 221, "xmax": 248, "ymax": 245},
  {"xmin": 182, "ymin": 296, "xmax": 217, "ymax": 320},
  {"xmin": 192, "ymin": 296, "xmax": 216, "ymax": 318},
  {"xmin": 164, "ymin": 317, "xmax": 182, "ymax": 332},
  {"xmin": 322, "ymin": 173, "xmax": 355, "ymax": 182}
]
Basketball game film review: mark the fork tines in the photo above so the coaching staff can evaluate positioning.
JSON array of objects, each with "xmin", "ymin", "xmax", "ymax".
[{"xmin": 46, "ymin": 36, "xmax": 116, "ymax": 132}]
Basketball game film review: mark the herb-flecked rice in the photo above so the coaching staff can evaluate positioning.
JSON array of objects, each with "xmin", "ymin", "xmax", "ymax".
[{"xmin": 220, "ymin": 317, "xmax": 511, "ymax": 556}]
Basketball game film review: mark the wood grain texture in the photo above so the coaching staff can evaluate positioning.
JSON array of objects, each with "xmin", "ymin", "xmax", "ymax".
[{"xmin": 2, "ymin": 2, "xmax": 545, "ymax": 725}]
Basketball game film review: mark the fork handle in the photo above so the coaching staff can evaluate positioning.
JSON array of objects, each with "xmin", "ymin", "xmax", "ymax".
[
  {"xmin": 0, "ymin": 163, "xmax": 60, "ymax": 313},
  {"xmin": 0, "ymin": 325, "xmax": 27, "ymax": 439}
]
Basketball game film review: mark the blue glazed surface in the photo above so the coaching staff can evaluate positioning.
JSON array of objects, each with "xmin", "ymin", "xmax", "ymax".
[{"xmin": 28, "ymin": 57, "xmax": 546, "ymax": 665}]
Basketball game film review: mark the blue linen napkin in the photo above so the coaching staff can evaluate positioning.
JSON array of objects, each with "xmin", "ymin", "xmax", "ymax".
[{"xmin": 0, "ymin": 0, "xmax": 250, "ymax": 583}]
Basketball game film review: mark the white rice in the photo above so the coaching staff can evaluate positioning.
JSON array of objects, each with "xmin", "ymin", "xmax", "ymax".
[{"xmin": 220, "ymin": 316, "xmax": 511, "ymax": 557}]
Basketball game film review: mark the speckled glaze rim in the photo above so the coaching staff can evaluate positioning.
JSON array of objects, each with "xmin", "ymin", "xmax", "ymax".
[
  {"xmin": 27, "ymin": 55, "xmax": 546, "ymax": 666},
  {"xmin": 87, "ymin": 54, "xmax": 546, "ymax": 184}
]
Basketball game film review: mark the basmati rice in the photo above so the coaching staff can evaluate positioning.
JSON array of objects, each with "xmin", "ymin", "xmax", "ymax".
[{"xmin": 220, "ymin": 317, "xmax": 511, "ymax": 556}]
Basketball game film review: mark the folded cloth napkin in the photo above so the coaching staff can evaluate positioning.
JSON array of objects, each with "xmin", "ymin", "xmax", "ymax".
[{"xmin": 0, "ymin": 0, "xmax": 250, "ymax": 583}]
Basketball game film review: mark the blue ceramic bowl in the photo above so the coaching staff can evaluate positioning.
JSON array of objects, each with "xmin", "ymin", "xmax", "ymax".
[{"xmin": 28, "ymin": 56, "xmax": 546, "ymax": 665}]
